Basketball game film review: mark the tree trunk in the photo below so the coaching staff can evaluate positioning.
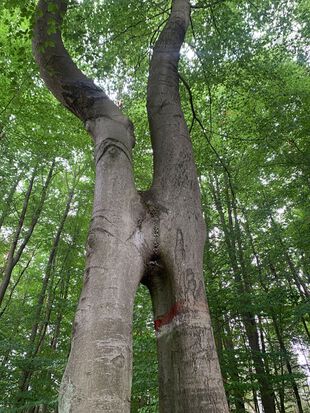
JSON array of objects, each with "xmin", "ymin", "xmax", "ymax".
[
  {"xmin": 245, "ymin": 212, "xmax": 304, "ymax": 413},
  {"xmin": 210, "ymin": 173, "xmax": 276, "ymax": 413},
  {"xmin": 38, "ymin": 225, "xmax": 81, "ymax": 413},
  {"xmin": 146, "ymin": 1, "xmax": 228, "ymax": 411},
  {"xmin": 272, "ymin": 315, "xmax": 304, "ymax": 413},
  {"xmin": 0, "ymin": 168, "xmax": 36, "ymax": 304},
  {"xmin": 17, "ymin": 188, "xmax": 75, "ymax": 403},
  {"xmin": 202, "ymin": 186, "xmax": 231, "ymax": 409},
  {"xmin": 0, "ymin": 171, "xmax": 22, "ymax": 230},
  {"xmin": 223, "ymin": 318, "xmax": 246, "ymax": 413},
  {"xmin": 59, "ymin": 130, "xmax": 144, "ymax": 411},
  {"xmin": 269, "ymin": 214, "xmax": 309, "ymax": 299},
  {"xmin": 278, "ymin": 361, "xmax": 286, "ymax": 413},
  {"xmin": 245, "ymin": 335, "xmax": 261, "ymax": 413},
  {"xmin": 51, "ymin": 223, "xmax": 82, "ymax": 351},
  {"xmin": 0, "ymin": 162, "xmax": 54, "ymax": 307},
  {"xmin": 0, "ymin": 249, "xmax": 36, "ymax": 318},
  {"xmin": 33, "ymin": 0, "xmax": 228, "ymax": 411}
]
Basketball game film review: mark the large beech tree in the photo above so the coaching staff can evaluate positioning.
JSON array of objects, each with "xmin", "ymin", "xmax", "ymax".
[{"xmin": 33, "ymin": 0, "xmax": 228, "ymax": 411}]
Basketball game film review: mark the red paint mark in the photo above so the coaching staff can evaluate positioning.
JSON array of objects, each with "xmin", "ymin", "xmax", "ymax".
[
  {"xmin": 154, "ymin": 300, "xmax": 209, "ymax": 331},
  {"xmin": 154, "ymin": 302, "xmax": 184, "ymax": 331}
]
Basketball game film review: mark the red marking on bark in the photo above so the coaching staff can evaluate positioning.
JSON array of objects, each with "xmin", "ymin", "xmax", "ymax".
[
  {"xmin": 154, "ymin": 300, "xmax": 209, "ymax": 331},
  {"xmin": 154, "ymin": 302, "xmax": 184, "ymax": 331}
]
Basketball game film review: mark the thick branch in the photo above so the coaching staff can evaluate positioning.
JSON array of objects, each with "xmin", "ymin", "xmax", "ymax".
[
  {"xmin": 147, "ymin": 0, "xmax": 198, "ymax": 197},
  {"xmin": 147, "ymin": 0, "xmax": 190, "ymax": 117},
  {"xmin": 32, "ymin": 0, "xmax": 123, "ymax": 123}
]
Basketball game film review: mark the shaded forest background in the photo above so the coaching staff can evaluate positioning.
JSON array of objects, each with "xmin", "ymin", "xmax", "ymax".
[{"xmin": 0, "ymin": 0, "xmax": 309, "ymax": 412}]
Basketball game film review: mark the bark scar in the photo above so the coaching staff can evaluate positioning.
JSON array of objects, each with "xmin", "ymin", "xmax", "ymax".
[
  {"xmin": 96, "ymin": 138, "xmax": 131, "ymax": 164},
  {"xmin": 139, "ymin": 193, "xmax": 168, "ymax": 257}
]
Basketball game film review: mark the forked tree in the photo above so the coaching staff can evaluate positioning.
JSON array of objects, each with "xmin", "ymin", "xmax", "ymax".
[{"xmin": 33, "ymin": 0, "xmax": 229, "ymax": 411}]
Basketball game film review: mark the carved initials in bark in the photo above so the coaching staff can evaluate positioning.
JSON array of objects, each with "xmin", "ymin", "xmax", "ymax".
[{"xmin": 33, "ymin": 0, "xmax": 229, "ymax": 411}]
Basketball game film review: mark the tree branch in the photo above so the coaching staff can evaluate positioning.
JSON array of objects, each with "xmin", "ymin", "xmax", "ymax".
[
  {"xmin": 147, "ymin": 0, "xmax": 198, "ymax": 196},
  {"xmin": 32, "ymin": 0, "xmax": 123, "ymax": 123},
  {"xmin": 190, "ymin": 0, "xmax": 225, "ymax": 9},
  {"xmin": 147, "ymin": 0, "xmax": 190, "ymax": 116}
]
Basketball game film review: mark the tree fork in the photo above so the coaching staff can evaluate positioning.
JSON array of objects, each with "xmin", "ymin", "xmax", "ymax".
[{"xmin": 33, "ymin": 0, "xmax": 228, "ymax": 411}]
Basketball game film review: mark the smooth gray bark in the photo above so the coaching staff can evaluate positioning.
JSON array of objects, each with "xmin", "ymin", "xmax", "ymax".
[
  {"xmin": 33, "ymin": 0, "xmax": 229, "ymax": 411},
  {"xmin": 146, "ymin": 1, "xmax": 228, "ymax": 411}
]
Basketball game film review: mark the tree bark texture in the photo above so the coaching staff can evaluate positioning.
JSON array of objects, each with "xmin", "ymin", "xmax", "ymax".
[
  {"xmin": 146, "ymin": 1, "xmax": 228, "ymax": 411},
  {"xmin": 33, "ymin": 0, "xmax": 229, "ymax": 411}
]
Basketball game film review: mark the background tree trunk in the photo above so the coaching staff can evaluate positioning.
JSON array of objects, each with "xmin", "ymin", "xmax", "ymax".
[{"xmin": 0, "ymin": 162, "xmax": 54, "ymax": 307}]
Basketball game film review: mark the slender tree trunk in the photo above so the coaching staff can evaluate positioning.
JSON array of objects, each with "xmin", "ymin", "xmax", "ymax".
[
  {"xmin": 272, "ymin": 316, "xmax": 304, "ymax": 413},
  {"xmin": 230, "ymin": 185, "xmax": 276, "ymax": 413},
  {"xmin": 201, "ymin": 186, "xmax": 231, "ymax": 407},
  {"xmin": 18, "ymin": 189, "xmax": 74, "ymax": 399},
  {"xmin": 37, "ymin": 226, "xmax": 81, "ymax": 413},
  {"xmin": 243, "ymin": 313, "xmax": 275, "ymax": 413},
  {"xmin": 301, "ymin": 317, "xmax": 310, "ymax": 342},
  {"xmin": 269, "ymin": 215, "xmax": 309, "ymax": 298},
  {"xmin": 223, "ymin": 318, "xmax": 246, "ymax": 412},
  {"xmin": 210, "ymin": 174, "xmax": 276, "ymax": 413},
  {"xmin": 0, "ymin": 168, "xmax": 36, "ymax": 303},
  {"xmin": 0, "ymin": 171, "xmax": 22, "ymax": 230},
  {"xmin": 278, "ymin": 361, "xmax": 286, "ymax": 413},
  {"xmin": 241, "ymin": 332, "xmax": 260, "ymax": 413},
  {"xmin": 213, "ymin": 315, "xmax": 230, "ymax": 407},
  {"xmin": 285, "ymin": 251, "xmax": 309, "ymax": 298},
  {"xmin": 0, "ymin": 248, "xmax": 37, "ymax": 318},
  {"xmin": 245, "ymin": 212, "xmax": 305, "ymax": 413},
  {"xmin": 50, "ymin": 224, "xmax": 81, "ymax": 351},
  {"xmin": 0, "ymin": 162, "xmax": 55, "ymax": 307}
]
